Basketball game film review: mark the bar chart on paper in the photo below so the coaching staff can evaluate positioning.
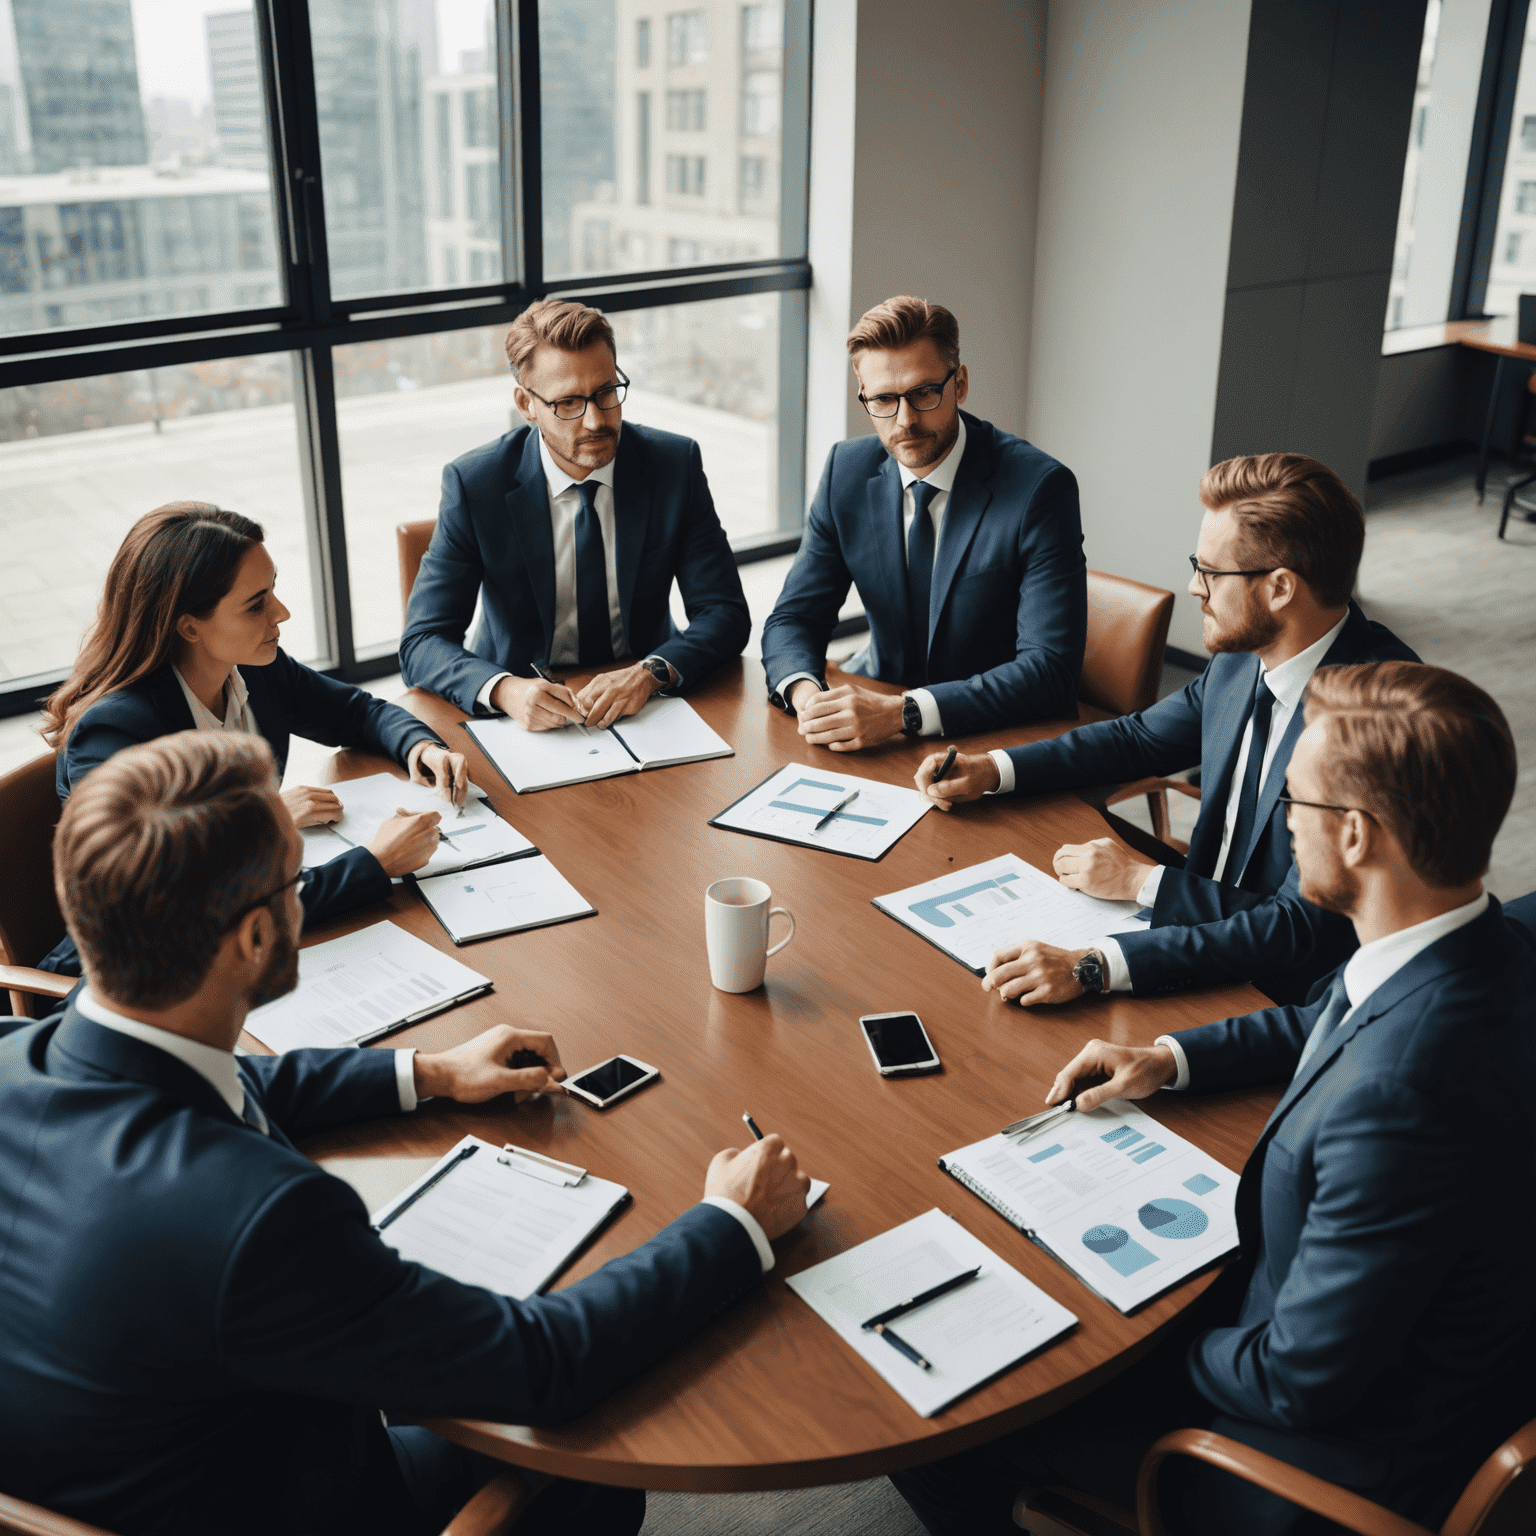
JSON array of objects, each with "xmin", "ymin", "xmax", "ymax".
[{"xmin": 710, "ymin": 764, "xmax": 931, "ymax": 859}]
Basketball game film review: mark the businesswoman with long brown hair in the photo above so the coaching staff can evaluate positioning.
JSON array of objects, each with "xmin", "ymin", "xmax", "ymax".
[{"xmin": 37, "ymin": 501, "xmax": 467, "ymax": 975}]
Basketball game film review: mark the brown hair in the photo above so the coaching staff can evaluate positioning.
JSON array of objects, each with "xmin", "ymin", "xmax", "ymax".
[
  {"xmin": 42, "ymin": 503, "xmax": 264, "ymax": 748},
  {"xmin": 54, "ymin": 731, "xmax": 289, "ymax": 1008},
  {"xmin": 846, "ymin": 296, "xmax": 960, "ymax": 370},
  {"xmin": 1198, "ymin": 454, "xmax": 1364, "ymax": 607},
  {"xmin": 1303, "ymin": 661, "xmax": 1516, "ymax": 888},
  {"xmin": 503, "ymin": 299, "xmax": 617, "ymax": 381}
]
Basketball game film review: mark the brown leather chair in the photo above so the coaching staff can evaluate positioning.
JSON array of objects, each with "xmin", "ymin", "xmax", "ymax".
[
  {"xmin": 0, "ymin": 751, "xmax": 74, "ymax": 1019},
  {"xmin": 0, "ymin": 1467, "xmax": 533, "ymax": 1536},
  {"xmin": 1014, "ymin": 1417, "xmax": 1536, "ymax": 1536},
  {"xmin": 398, "ymin": 518, "xmax": 437, "ymax": 628}
]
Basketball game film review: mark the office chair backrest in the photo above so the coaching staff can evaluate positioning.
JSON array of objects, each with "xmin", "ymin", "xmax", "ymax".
[
  {"xmin": 1080, "ymin": 569, "xmax": 1175, "ymax": 718},
  {"xmin": 0, "ymin": 751, "xmax": 64, "ymax": 1004},
  {"xmin": 0, "ymin": 1488, "xmax": 119, "ymax": 1535},
  {"xmin": 397, "ymin": 518, "xmax": 437, "ymax": 628},
  {"xmin": 1443, "ymin": 1417, "xmax": 1536, "ymax": 1534}
]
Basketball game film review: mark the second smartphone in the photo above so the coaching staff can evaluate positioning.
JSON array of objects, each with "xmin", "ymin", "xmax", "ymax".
[{"xmin": 859, "ymin": 1012, "xmax": 942, "ymax": 1077}]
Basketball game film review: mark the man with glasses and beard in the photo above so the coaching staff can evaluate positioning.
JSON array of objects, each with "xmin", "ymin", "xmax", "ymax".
[
  {"xmin": 0, "ymin": 731, "xmax": 811, "ymax": 1536},
  {"xmin": 760, "ymin": 294, "xmax": 1087, "ymax": 748},
  {"xmin": 916, "ymin": 454, "xmax": 1417, "ymax": 1006},
  {"xmin": 400, "ymin": 299, "xmax": 750, "ymax": 732}
]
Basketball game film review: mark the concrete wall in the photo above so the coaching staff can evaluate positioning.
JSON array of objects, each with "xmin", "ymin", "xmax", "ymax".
[{"xmin": 1025, "ymin": 0, "xmax": 1252, "ymax": 656}]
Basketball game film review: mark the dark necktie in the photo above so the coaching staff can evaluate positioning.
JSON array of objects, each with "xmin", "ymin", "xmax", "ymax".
[
  {"xmin": 1223, "ymin": 674, "xmax": 1276, "ymax": 886},
  {"xmin": 240, "ymin": 1091, "xmax": 269, "ymax": 1136},
  {"xmin": 906, "ymin": 480, "xmax": 939, "ymax": 686},
  {"xmin": 1292, "ymin": 974, "xmax": 1352, "ymax": 1080},
  {"xmin": 574, "ymin": 480, "xmax": 613, "ymax": 665}
]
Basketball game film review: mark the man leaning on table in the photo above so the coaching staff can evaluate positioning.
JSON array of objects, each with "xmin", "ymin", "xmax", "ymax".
[
  {"xmin": 759, "ymin": 295, "xmax": 1087, "ymax": 748},
  {"xmin": 0, "ymin": 731, "xmax": 810, "ymax": 1536},
  {"xmin": 398, "ymin": 298, "xmax": 751, "ymax": 732},
  {"xmin": 895, "ymin": 660, "xmax": 1536, "ymax": 1536},
  {"xmin": 916, "ymin": 453, "xmax": 1418, "ymax": 1005}
]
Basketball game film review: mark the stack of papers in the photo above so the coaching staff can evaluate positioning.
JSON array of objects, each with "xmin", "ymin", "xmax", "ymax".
[
  {"xmin": 874, "ymin": 853, "xmax": 1149, "ymax": 973},
  {"xmin": 245, "ymin": 920, "xmax": 491, "ymax": 1052},
  {"xmin": 710, "ymin": 764, "xmax": 931, "ymax": 861},
  {"xmin": 465, "ymin": 696, "xmax": 733, "ymax": 793},
  {"xmin": 786, "ymin": 1208, "xmax": 1078, "ymax": 1417},
  {"xmin": 414, "ymin": 855, "xmax": 597, "ymax": 944}
]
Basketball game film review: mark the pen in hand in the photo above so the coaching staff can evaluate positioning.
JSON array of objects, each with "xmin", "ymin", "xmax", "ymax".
[
  {"xmin": 530, "ymin": 661, "xmax": 587, "ymax": 727},
  {"xmin": 743, "ymin": 1113, "xmax": 764, "ymax": 1141},
  {"xmin": 931, "ymin": 746, "xmax": 958, "ymax": 784}
]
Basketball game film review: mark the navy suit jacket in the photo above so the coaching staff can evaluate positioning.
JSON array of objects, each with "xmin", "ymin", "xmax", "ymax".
[
  {"xmin": 999, "ymin": 601, "xmax": 1418, "ymax": 1001},
  {"xmin": 759, "ymin": 412, "xmax": 1086, "ymax": 734},
  {"xmin": 0, "ymin": 1007, "xmax": 762, "ymax": 1536},
  {"xmin": 40, "ymin": 652, "xmax": 440, "ymax": 975},
  {"xmin": 398, "ymin": 420, "xmax": 751, "ymax": 714},
  {"xmin": 1170, "ymin": 902, "xmax": 1536, "ymax": 1525}
]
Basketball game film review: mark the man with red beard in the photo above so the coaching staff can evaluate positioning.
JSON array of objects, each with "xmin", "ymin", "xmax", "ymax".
[{"xmin": 917, "ymin": 454, "xmax": 1417, "ymax": 1006}]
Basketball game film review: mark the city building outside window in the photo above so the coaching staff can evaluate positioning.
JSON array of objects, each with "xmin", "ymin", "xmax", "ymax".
[
  {"xmin": 666, "ymin": 89, "xmax": 706, "ymax": 131},
  {"xmin": 667, "ymin": 11, "xmax": 707, "ymax": 65},
  {"xmin": 665, "ymin": 153, "xmax": 705, "ymax": 195},
  {"xmin": 741, "ymin": 71, "xmax": 779, "ymax": 137},
  {"xmin": 636, "ymin": 16, "xmax": 651, "ymax": 67}
]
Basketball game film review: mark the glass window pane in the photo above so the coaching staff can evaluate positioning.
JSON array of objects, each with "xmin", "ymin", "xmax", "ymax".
[
  {"xmin": 0, "ymin": 0, "xmax": 282, "ymax": 337},
  {"xmin": 542, "ymin": 0, "xmax": 789, "ymax": 279},
  {"xmin": 309, "ymin": 0, "xmax": 505, "ymax": 302},
  {"xmin": 0, "ymin": 353, "xmax": 319, "ymax": 684},
  {"xmin": 1484, "ymin": 5, "xmax": 1536, "ymax": 316}
]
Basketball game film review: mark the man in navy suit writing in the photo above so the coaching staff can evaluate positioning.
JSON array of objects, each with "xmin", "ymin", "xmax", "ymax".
[
  {"xmin": 399, "ymin": 299, "xmax": 751, "ymax": 730},
  {"xmin": 916, "ymin": 454, "xmax": 1417, "ymax": 1005},
  {"xmin": 0, "ymin": 731, "xmax": 810, "ymax": 1536},
  {"xmin": 895, "ymin": 660, "xmax": 1536, "ymax": 1535},
  {"xmin": 759, "ymin": 295, "xmax": 1086, "ymax": 748}
]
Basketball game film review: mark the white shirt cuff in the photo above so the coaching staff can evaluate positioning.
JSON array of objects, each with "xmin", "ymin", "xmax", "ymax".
[
  {"xmin": 701, "ymin": 1195, "xmax": 775, "ymax": 1273},
  {"xmin": 775, "ymin": 671, "xmax": 822, "ymax": 710},
  {"xmin": 906, "ymin": 688, "xmax": 943, "ymax": 736},
  {"xmin": 986, "ymin": 749, "xmax": 1016, "ymax": 795},
  {"xmin": 1097, "ymin": 938, "xmax": 1133, "ymax": 992},
  {"xmin": 1154, "ymin": 1034, "xmax": 1191, "ymax": 1091},
  {"xmin": 1136, "ymin": 864, "xmax": 1165, "ymax": 907},
  {"xmin": 476, "ymin": 673, "xmax": 512, "ymax": 714},
  {"xmin": 395, "ymin": 1049, "xmax": 419, "ymax": 1112}
]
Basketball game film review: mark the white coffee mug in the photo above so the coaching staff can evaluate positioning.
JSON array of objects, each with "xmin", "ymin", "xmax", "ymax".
[{"xmin": 704, "ymin": 877, "xmax": 795, "ymax": 993}]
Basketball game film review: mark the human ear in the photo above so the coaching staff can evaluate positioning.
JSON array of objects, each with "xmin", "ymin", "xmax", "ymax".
[
  {"xmin": 1339, "ymin": 808, "xmax": 1371, "ymax": 868},
  {"xmin": 954, "ymin": 364, "xmax": 969, "ymax": 405},
  {"xmin": 176, "ymin": 613, "xmax": 200, "ymax": 644},
  {"xmin": 512, "ymin": 383, "xmax": 536, "ymax": 424},
  {"xmin": 1267, "ymin": 569, "xmax": 1297, "ymax": 613},
  {"xmin": 233, "ymin": 906, "xmax": 269, "ymax": 969}
]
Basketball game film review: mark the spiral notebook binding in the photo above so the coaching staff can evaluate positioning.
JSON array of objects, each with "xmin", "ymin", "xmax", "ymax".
[{"xmin": 938, "ymin": 1159, "xmax": 1035, "ymax": 1238}]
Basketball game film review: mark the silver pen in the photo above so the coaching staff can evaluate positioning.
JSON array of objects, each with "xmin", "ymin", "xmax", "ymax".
[
  {"xmin": 1000, "ymin": 1099, "xmax": 1076, "ymax": 1140},
  {"xmin": 812, "ymin": 788, "xmax": 860, "ymax": 832}
]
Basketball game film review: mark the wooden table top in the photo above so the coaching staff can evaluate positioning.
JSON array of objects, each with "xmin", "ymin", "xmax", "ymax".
[
  {"xmin": 1381, "ymin": 314, "xmax": 1536, "ymax": 361},
  {"xmin": 287, "ymin": 659, "xmax": 1275, "ymax": 1492}
]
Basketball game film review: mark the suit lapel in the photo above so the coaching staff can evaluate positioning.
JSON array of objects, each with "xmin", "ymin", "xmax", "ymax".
[
  {"xmin": 504, "ymin": 429, "xmax": 558, "ymax": 652},
  {"xmin": 869, "ymin": 455, "xmax": 908, "ymax": 678},
  {"xmin": 613, "ymin": 423, "xmax": 651, "ymax": 648},
  {"xmin": 1186, "ymin": 656, "xmax": 1261, "ymax": 875},
  {"xmin": 145, "ymin": 665, "xmax": 196, "ymax": 732},
  {"xmin": 928, "ymin": 416, "xmax": 993, "ymax": 649}
]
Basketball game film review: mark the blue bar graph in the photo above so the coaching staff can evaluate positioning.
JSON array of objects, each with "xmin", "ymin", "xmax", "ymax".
[
  {"xmin": 1115, "ymin": 1130, "xmax": 1145, "ymax": 1150},
  {"xmin": 1100, "ymin": 1126, "xmax": 1137, "ymax": 1146},
  {"xmin": 953, "ymin": 903, "xmax": 973, "ymax": 917},
  {"xmin": 1132, "ymin": 1144, "xmax": 1165, "ymax": 1162},
  {"xmin": 1027, "ymin": 1143, "xmax": 1064, "ymax": 1163}
]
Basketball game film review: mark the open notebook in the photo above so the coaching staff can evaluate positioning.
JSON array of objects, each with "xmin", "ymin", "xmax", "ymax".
[{"xmin": 466, "ymin": 695, "xmax": 732, "ymax": 793}]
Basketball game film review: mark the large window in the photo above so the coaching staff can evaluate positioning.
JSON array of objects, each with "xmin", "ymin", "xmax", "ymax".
[{"xmin": 0, "ymin": 0, "xmax": 809, "ymax": 712}]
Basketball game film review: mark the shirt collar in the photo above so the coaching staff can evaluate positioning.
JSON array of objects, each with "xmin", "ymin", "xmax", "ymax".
[
  {"xmin": 74, "ymin": 986, "xmax": 247, "ymax": 1120},
  {"xmin": 538, "ymin": 431, "xmax": 618, "ymax": 502},
  {"xmin": 1341, "ymin": 891, "xmax": 1490, "ymax": 1011},
  {"xmin": 1259, "ymin": 608, "xmax": 1349, "ymax": 712},
  {"xmin": 897, "ymin": 414, "xmax": 967, "ymax": 496},
  {"xmin": 172, "ymin": 665, "xmax": 250, "ymax": 730}
]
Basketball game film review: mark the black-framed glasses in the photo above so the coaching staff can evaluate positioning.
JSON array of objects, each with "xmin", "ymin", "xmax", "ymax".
[
  {"xmin": 1188, "ymin": 555, "xmax": 1280, "ymax": 592},
  {"xmin": 1278, "ymin": 794, "xmax": 1377, "ymax": 821},
  {"xmin": 228, "ymin": 867, "xmax": 312, "ymax": 931},
  {"xmin": 523, "ymin": 369, "xmax": 631, "ymax": 421},
  {"xmin": 858, "ymin": 367, "xmax": 958, "ymax": 419}
]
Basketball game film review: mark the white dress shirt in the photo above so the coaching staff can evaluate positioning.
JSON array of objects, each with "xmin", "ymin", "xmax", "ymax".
[
  {"xmin": 74, "ymin": 986, "xmax": 424, "ymax": 1119},
  {"xmin": 778, "ymin": 416, "xmax": 967, "ymax": 736},
  {"xmin": 174, "ymin": 665, "xmax": 259, "ymax": 736},
  {"xmin": 1156, "ymin": 891, "xmax": 1489, "ymax": 1090}
]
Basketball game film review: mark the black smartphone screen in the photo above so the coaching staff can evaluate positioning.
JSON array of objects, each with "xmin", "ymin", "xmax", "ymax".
[
  {"xmin": 863, "ymin": 1015, "xmax": 936, "ymax": 1068},
  {"xmin": 570, "ymin": 1057, "xmax": 651, "ymax": 1102}
]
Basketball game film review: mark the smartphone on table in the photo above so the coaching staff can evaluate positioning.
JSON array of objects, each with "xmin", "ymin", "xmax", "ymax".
[
  {"xmin": 563, "ymin": 1054, "xmax": 661, "ymax": 1109},
  {"xmin": 859, "ymin": 1013, "xmax": 942, "ymax": 1077}
]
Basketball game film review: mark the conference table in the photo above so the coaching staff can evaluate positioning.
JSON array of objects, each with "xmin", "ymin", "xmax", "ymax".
[{"xmin": 280, "ymin": 658, "xmax": 1277, "ymax": 1493}]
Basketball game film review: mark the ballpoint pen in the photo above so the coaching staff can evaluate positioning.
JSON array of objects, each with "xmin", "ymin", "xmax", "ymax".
[
  {"xmin": 861, "ymin": 1266, "xmax": 982, "ymax": 1330},
  {"xmin": 373, "ymin": 1143, "xmax": 477, "ymax": 1231},
  {"xmin": 870, "ymin": 1323, "xmax": 931, "ymax": 1371},
  {"xmin": 531, "ymin": 660, "xmax": 586, "ymax": 727},
  {"xmin": 812, "ymin": 788, "xmax": 860, "ymax": 832},
  {"xmin": 743, "ymin": 1113, "xmax": 765, "ymax": 1140},
  {"xmin": 1001, "ymin": 1098, "xmax": 1076, "ymax": 1139},
  {"xmin": 931, "ymin": 746, "xmax": 958, "ymax": 783}
]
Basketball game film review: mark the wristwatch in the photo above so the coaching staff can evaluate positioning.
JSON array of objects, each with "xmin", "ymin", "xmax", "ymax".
[
  {"xmin": 641, "ymin": 656, "xmax": 673, "ymax": 688},
  {"xmin": 901, "ymin": 694, "xmax": 923, "ymax": 737},
  {"xmin": 1072, "ymin": 949, "xmax": 1107, "ymax": 995}
]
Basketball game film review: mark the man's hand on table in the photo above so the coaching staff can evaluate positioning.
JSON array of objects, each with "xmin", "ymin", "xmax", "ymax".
[
  {"xmin": 705, "ymin": 1135, "xmax": 811, "ymax": 1240},
  {"xmin": 914, "ymin": 750, "xmax": 999, "ymax": 809},
  {"xmin": 492, "ymin": 674, "xmax": 587, "ymax": 730},
  {"xmin": 576, "ymin": 661, "xmax": 668, "ymax": 731},
  {"xmin": 791, "ymin": 680, "xmax": 905, "ymax": 751},
  {"xmin": 407, "ymin": 741, "xmax": 470, "ymax": 809},
  {"xmin": 1053, "ymin": 837, "xmax": 1154, "ymax": 902},
  {"xmin": 369, "ymin": 808, "xmax": 442, "ymax": 876},
  {"xmin": 413, "ymin": 1026, "xmax": 567, "ymax": 1104},
  {"xmin": 984, "ymin": 941, "xmax": 1095, "ymax": 1007},
  {"xmin": 281, "ymin": 784, "xmax": 344, "ymax": 827},
  {"xmin": 1047, "ymin": 1039, "xmax": 1178, "ymax": 1112}
]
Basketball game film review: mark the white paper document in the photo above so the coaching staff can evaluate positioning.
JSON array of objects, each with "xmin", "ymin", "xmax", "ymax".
[
  {"xmin": 786, "ymin": 1208, "xmax": 1077, "ymax": 1417},
  {"xmin": 465, "ymin": 696, "xmax": 732, "ymax": 793},
  {"xmin": 244, "ymin": 920, "xmax": 491, "ymax": 1052},
  {"xmin": 940, "ymin": 1100, "xmax": 1240, "ymax": 1314},
  {"xmin": 373, "ymin": 1135, "xmax": 631, "ymax": 1299},
  {"xmin": 709, "ymin": 764, "xmax": 931, "ymax": 860},
  {"xmin": 874, "ymin": 853, "xmax": 1149, "ymax": 973},
  {"xmin": 298, "ymin": 773, "xmax": 536, "ymax": 878},
  {"xmin": 414, "ymin": 854, "xmax": 596, "ymax": 943}
]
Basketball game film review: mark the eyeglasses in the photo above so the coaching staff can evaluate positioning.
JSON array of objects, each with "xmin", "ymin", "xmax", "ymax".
[
  {"xmin": 227, "ymin": 866, "xmax": 312, "ymax": 931},
  {"xmin": 1187, "ymin": 554, "xmax": 1279, "ymax": 594},
  {"xmin": 1278, "ymin": 794, "xmax": 1377, "ymax": 822},
  {"xmin": 523, "ymin": 369, "xmax": 630, "ymax": 421},
  {"xmin": 858, "ymin": 367, "xmax": 958, "ymax": 419}
]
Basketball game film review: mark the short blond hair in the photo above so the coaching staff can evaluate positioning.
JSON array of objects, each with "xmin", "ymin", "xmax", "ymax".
[
  {"xmin": 846, "ymin": 296, "xmax": 960, "ymax": 369},
  {"xmin": 503, "ymin": 299, "xmax": 617, "ymax": 382}
]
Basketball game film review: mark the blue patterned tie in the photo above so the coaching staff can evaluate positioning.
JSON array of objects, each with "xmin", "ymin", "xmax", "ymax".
[
  {"xmin": 906, "ymin": 480, "xmax": 939, "ymax": 686},
  {"xmin": 1292, "ymin": 975, "xmax": 1351, "ymax": 1081},
  {"xmin": 1223, "ymin": 673, "xmax": 1276, "ymax": 886},
  {"xmin": 573, "ymin": 480, "xmax": 613, "ymax": 665}
]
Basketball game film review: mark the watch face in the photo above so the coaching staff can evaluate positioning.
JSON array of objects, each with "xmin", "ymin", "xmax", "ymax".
[{"xmin": 903, "ymin": 698, "xmax": 921, "ymax": 734}]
